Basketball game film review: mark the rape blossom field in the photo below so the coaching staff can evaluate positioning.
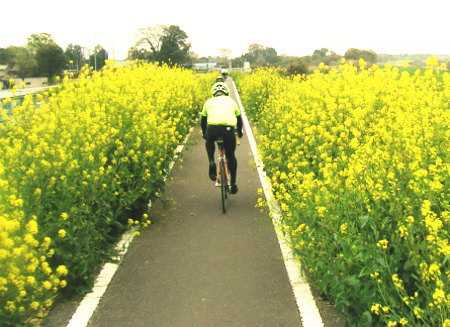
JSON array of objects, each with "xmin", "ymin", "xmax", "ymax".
[
  {"xmin": 238, "ymin": 59, "xmax": 449, "ymax": 326},
  {"xmin": 1, "ymin": 57, "xmax": 448, "ymax": 326},
  {"xmin": 0, "ymin": 62, "xmax": 213, "ymax": 326}
]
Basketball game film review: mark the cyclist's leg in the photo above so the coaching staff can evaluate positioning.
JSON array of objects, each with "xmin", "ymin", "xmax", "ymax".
[
  {"xmin": 223, "ymin": 129, "xmax": 237, "ymax": 185},
  {"xmin": 205, "ymin": 125, "xmax": 221, "ymax": 181},
  {"xmin": 206, "ymin": 125, "xmax": 228, "ymax": 162},
  {"xmin": 205, "ymin": 135, "xmax": 216, "ymax": 165}
]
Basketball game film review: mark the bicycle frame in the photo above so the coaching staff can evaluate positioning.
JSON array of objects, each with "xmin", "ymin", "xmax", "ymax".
[
  {"xmin": 216, "ymin": 139, "xmax": 230, "ymax": 213},
  {"xmin": 216, "ymin": 140, "xmax": 231, "ymax": 188}
]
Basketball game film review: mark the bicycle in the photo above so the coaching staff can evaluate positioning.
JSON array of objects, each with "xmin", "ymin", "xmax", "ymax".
[{"xmin": 215, "ymin": 138, "xmax": 231, "ymax": 214}]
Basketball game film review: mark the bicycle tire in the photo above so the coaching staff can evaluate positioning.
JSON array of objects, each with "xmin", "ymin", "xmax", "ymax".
[
  {"xmin": 220, "ymin": 159, "xmax": 226, "ymax": 214},
  {"xmin": 224, "ymin": 164, "xmax": 228, "ymax": 200}
]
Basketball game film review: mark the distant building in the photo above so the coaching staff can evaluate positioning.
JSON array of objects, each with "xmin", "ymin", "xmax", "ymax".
[
  {"xmin": 243, "ymin": 61, "xmax": 251, "ymax": 73},
  {"xmin": 13, "ymin": 77, "xmax": 48, "ymax": 89},
  {"xmin": 0, "ymin": 65, "xmax": 49, "ymax": 89}
]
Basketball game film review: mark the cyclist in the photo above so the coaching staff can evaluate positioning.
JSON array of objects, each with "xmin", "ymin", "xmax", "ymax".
[
  {"xmin": 201, "ymin": 82, "xmax": 243, "ymax": 194},
  {"xmin": 220, "ymin": 68, "xmax": 228, "ymax": 81}
]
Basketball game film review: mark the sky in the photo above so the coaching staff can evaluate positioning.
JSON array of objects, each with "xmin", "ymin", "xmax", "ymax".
[{"xmin": 1, "ymin": 0, "xmax": 449, "ymax": 60}]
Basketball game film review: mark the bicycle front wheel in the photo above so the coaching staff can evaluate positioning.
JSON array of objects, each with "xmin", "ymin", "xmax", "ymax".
[{"xmin": 219, "ymin": 159, "xmax": 226, "ymax": 214}]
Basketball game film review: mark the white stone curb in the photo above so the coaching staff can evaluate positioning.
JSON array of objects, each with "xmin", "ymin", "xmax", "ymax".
[
  {"xmin": 230, "ymin": 79, "xmax": 324, "ymax": 327},
  {"xmin": 66, "ymin": 128, "xmax": 193, "ymax": 327}
]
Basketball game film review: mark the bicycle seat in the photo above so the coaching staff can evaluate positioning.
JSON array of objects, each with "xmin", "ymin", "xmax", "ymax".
[{"xmin": 215, "ymin": 138, "xmax": 225, "ymax": 150}]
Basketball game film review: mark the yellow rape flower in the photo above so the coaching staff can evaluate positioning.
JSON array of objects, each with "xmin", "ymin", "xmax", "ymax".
[
  {"xmin": 377, "ymin": 239, "xmax": 389, "ymax": 250},
  {"xmin": 56, "ymin": 265, "xmax": 69, "ymax": 276},
  {"xmin": 26, "ymin": 218, "xmax": 38, "ymax": 235},
  {"xmin": 398, "ymin": 225, "xmax": 408, "ymax": 238},
  {"xmin": 432, "ymin": 288, "xmax": 445, "ymax": 304},
  {"xmin": 43, "ymin": 280, "xmax": 52, "ymax": 290},
  {"xmin": 30, "ymin": 301, "xmax": 40, "ymax": 310},
  {"xmin": 426, "ymin": 56, "xmax": 439, "ymax": 67},
  {"xmin": 392, "ymin": 274, "xmax": 405, "ymax": 290},
  {"xmin": 370, "ymin": 303, "xmax": 381, "ymax": 315}
]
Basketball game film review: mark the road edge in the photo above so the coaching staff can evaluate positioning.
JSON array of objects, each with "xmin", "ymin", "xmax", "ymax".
[
  {"xmin": 230, "ymin": 79, "xmax": 325, "ymax": 327},
  {"xmin": 65, "ymin": 130, "xmax": 193, "ymax": 327}
]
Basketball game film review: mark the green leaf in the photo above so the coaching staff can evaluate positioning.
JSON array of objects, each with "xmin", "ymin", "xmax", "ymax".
[
  {"xmin": 359, "ymin": 311, "xmax": 373, "ymax": 327},
  {"xmin": 345, "ymin": 276, "xmax": 360, "ymax": 287},
  {"xmin": 403, "ymin": 259, "xmax": 415, "ymax": 271},
  {"xmin": 358, "ymin": 215, "xmax": 370, "ymax": 228}
]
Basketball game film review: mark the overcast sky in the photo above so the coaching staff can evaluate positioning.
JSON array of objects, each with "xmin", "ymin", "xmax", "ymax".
[{"xmin": 1, "ymin": 0, "xmax": 449, "ymax": 60}]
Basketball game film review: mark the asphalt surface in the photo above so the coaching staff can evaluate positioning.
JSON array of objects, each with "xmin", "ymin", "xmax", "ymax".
[{"xmin": 42, "ymin": 79, "xmax": 345, "ymax": 327}]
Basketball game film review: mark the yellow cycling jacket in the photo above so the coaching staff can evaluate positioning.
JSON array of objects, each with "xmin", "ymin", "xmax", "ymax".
[{"xmin": 201, "ymin": 95, "xmax": 241, "ymax": 126}]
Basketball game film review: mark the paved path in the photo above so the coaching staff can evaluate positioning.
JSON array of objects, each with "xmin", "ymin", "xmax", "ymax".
[
  {"xmin": 42, "ymin": 79, "xmax": 344, "ymax": 327},
  {"xmin": 87, "ymin": 128, "xmax": 302, "ymax": 326}
]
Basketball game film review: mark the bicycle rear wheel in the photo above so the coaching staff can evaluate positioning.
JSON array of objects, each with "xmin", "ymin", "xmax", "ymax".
[{"xmin": 219, "ymin": 159, "xmax": 226, "ymax": 214}]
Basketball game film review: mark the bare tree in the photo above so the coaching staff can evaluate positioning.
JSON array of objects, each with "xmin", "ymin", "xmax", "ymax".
[{"xmin": 134, "ymin": 25, "xmax": 166, "ymax": 54}]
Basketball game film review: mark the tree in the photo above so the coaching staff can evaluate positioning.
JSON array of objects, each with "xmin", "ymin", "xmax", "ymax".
[
  {"xmin": 248, "ymin": 43, "xmax": 265, "ymax": 53},
  {"xmin": 65, "ymin": 44, "xmax": 85, "ymax": 73},
  {"xmin": 231, "ymin": 57, "xmax": 244, "ymax": 69},
  {"xmin": 35, "ymin": 43, "xmax": 67, "ymax": 81},
  {"xmin": 14, "ymin": 48, "xmax": 37, "ymax": 79},
  {"xmin": 345, "ymin": 48, "xmax": 378, "ymax": 63},
  {"xmin": 157, "ymin": 25, "xmax": 191, "ymax": 66},
  {"xmin": 322, "ymin": 51, "xmax": 342, "ymax": 65},
  {"xmin": 89, "ymin": 45, "xmax": 108, "ymax": 70},
  {"xmin": 284, "ymin": 59, "xmax": 309, "ymax": 76},
  {"xmin": 0, "ymin": 48, "xmax": 9, "ymax": 64},
  {"xmin": 312, "ymin": 48, "xmax": 328, "ymax": 57},
  {"xmin": 0, "ymin": 46, "xmax": 36, "ymax": 79},
  {"xmin": 0, "ymin": 47, "xmax": 18, "ymax": 66},
  {"xmin": 27, "ymin": 33, "xmax": 55, "ymax": 54},
  {"xmin": 131, "ymin": 25, "xmax": 165, "ymax": 61},
  {"xmin": 309, "ymin": 48, "xmax": 342, "ymax": 66},
  {"xmin": 311, "ymin": 48, "xmax": 331, "ymax": 62},
  {"xmin": 130, "ymin": 25, "xmax": 191, "ymax": 66},
  {"xmin": 127, "ymin": 47, "xmax": 149, "ymax": 61},
  {"xmin": 241, "ymin": 43, "xmax": 279, "ymax": 68}
]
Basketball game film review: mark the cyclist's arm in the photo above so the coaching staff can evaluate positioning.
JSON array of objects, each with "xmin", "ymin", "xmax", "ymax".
[
  {"xmin": 201, "ymin": 102, "xmax": 209, "ymax": 136},
  {"xmin": 233, "ymin": 101, "xmax": 243, "ymax": 137},
  {"xmin": 236, "ymin": 115, "xmax": 243, "ymax": 137},
  {"xmin": 201, "ymin": 115, "xmax": 208, "ymax": 135}
]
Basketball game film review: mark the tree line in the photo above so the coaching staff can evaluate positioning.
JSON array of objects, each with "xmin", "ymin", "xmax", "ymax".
[
  {"xmin": 126, "ymin": 25, "xmax": 381, "ymax": 75},
  {"xmin": 192, "ymin": 45, "xmax": 379, "ymax": 76},
  {"xmin": 3, "ymin": 25, "xmax": 445, "ymax": 86},
  {"xmin": 0, "ymin": 33, "xmax": 108, "ymax": 84}
]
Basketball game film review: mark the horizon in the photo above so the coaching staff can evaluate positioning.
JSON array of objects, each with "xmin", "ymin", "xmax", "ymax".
[
  {"xmin": 2, "ymin": 0, "xmax": 449, "ymax": 61},
  {"xmin": 2, "ymin": 33, "xmax": 450, "ymax": 61}
]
